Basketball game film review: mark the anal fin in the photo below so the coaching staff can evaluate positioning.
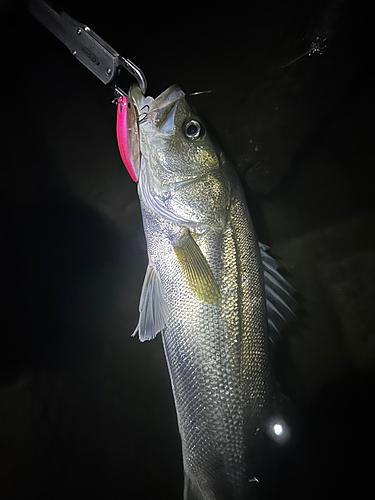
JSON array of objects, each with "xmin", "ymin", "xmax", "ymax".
[{"xmin": 184, "ymin": 474, "xmax": 205, "ymax": 500}]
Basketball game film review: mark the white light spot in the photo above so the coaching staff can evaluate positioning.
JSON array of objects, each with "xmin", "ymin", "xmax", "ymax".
[
  {"xmin": 273, "ymin": 423, "xmax": 284, "ymax": 436},
  {"xmin": 266, "ymin": 416, "xmax": 291, "ymax": 444}
]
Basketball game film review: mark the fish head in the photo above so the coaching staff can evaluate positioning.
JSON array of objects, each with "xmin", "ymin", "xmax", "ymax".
[
  {"xmin": 129, "ymin": 84, "xmax": 221, "ymax": 187},
  {"xmin": 129, "ymin": 84, "xmax": 232, "ymax": 229}
]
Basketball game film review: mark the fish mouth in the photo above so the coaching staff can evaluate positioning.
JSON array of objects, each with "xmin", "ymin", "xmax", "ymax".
[
  {"xmin": 149, "ymin": 84, "xmax": 185, "ymax": 112},
  {"xmin": 129, "ymin": 84, "xmax": 185, "ymax": 131}
]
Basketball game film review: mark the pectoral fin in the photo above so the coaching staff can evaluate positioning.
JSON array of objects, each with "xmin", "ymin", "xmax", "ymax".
[
  {"xmin": 173, "ymin": 229, "xmax": 221, "ymax": 305},
  {"xmin": 133, "ymin": 264, "xmax": 170, "ymax": 342}
]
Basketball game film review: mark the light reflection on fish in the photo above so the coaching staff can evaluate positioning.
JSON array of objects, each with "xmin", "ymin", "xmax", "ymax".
[{"xmin": 125, "ymin": 85, "xmax": 295, "ymax": 500}]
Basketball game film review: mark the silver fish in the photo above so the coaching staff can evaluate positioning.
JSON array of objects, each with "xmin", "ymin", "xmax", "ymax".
[{"xmin": 129, "ymin": 84, "xmax": 292, "ymax": 500}]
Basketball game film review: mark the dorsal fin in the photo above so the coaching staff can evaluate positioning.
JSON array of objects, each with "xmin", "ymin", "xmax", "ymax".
[{"xmin": 259, "ymin": 243, "xmax": 298, "ymax": 344}]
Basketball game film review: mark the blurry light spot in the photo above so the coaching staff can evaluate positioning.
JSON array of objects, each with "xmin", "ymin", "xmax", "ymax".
[
  {"xmin": 266, "ymin": 416, "xmax": 291, "ymax": 444},
  {"xmin": 273, "ymin": 423, "xmax": 284, "ymax": 436}
]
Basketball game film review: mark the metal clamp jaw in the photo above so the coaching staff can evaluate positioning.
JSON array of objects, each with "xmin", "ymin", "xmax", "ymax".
[{"xmin": 28, "ymin": 0, "xmax": 147, "ymax": 95}]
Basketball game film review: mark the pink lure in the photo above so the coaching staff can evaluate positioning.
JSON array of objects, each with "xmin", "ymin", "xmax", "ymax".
[{"xmin": 116, "ymin": 95, "xmax": 140, "ymax": 182}]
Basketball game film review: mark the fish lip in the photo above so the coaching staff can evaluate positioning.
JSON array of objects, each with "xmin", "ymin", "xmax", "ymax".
[
  {"xmin": 129, "ymin": 84, "xmax": 185, "ymax": 122},
  {"xmin": 148, "ymin": 84, "xmax": 185, "ymax": 113}
]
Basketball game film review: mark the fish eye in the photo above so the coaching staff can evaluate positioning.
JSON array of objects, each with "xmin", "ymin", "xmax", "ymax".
[{"xmin": 184, "ymin": 119, "xmax": 202, "ymax": 141}]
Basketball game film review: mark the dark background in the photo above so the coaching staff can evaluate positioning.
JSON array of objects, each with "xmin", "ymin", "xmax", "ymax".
[{"xmin": 1, "ymin": 0, "xmax": 374, "ymax": 498}]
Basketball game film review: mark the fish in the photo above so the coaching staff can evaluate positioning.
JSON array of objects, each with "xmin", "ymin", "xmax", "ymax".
[{"xmin": 126, "ymin": 84, "xmax": 295, "ymax": 500}]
